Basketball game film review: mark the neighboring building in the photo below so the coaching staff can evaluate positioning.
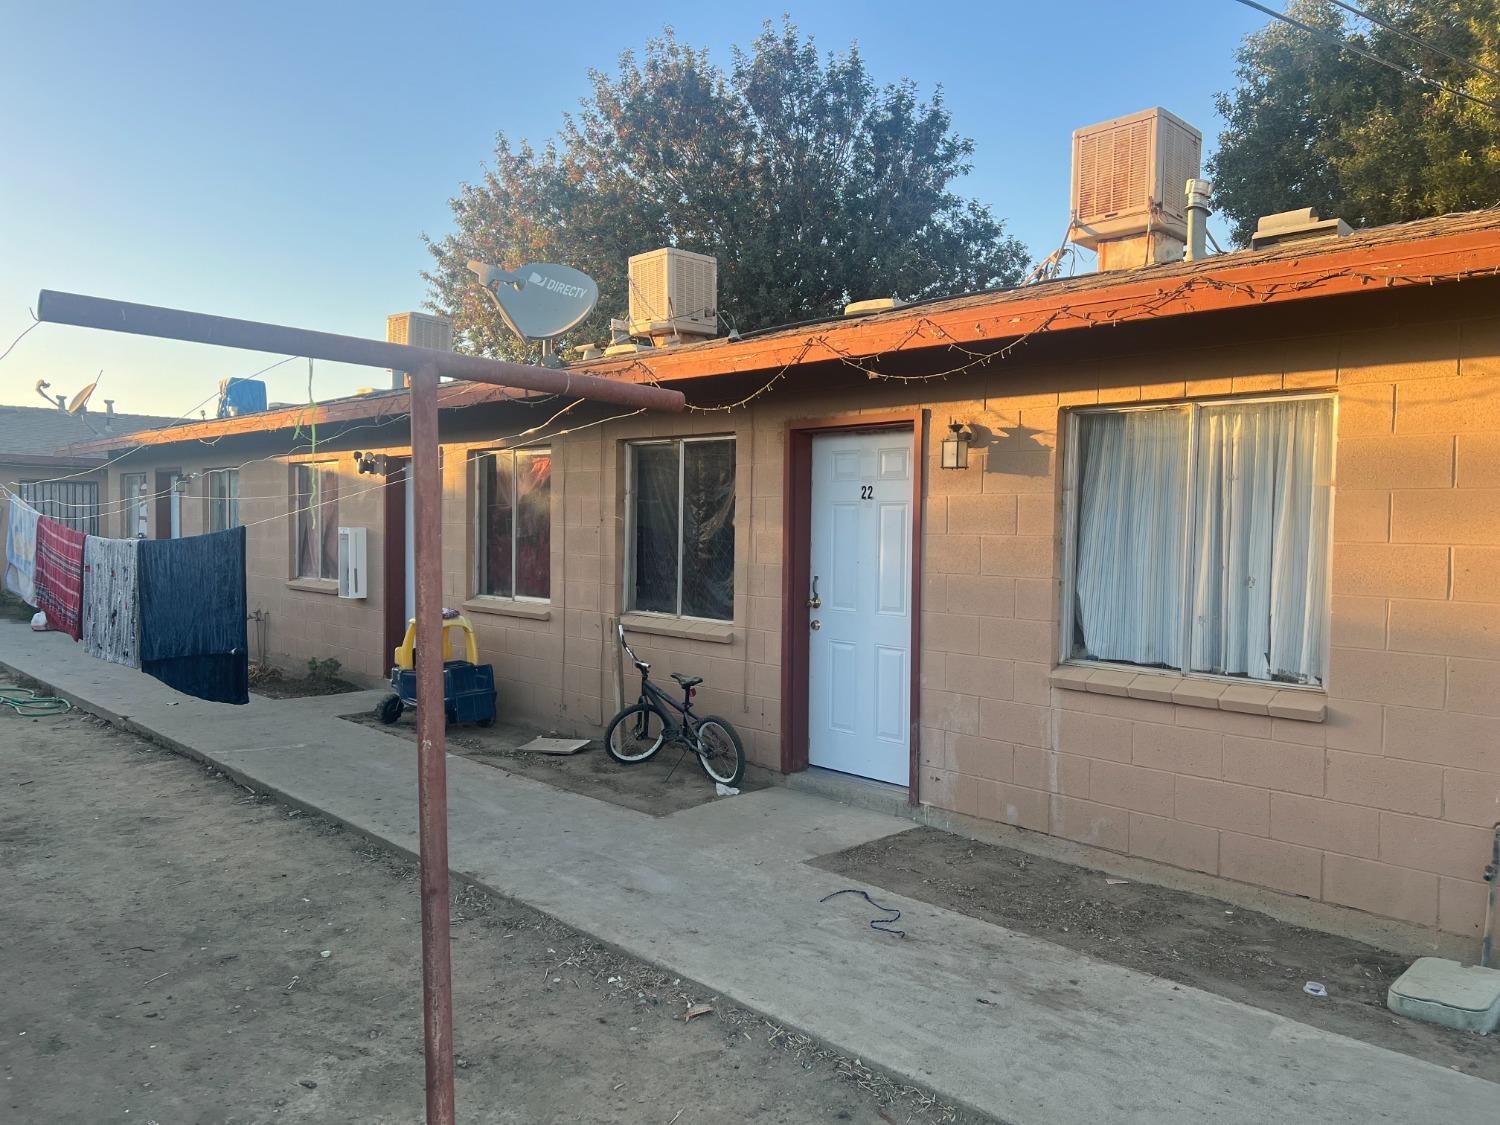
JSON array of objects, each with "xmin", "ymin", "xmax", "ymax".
[
  {"xmin": 0, "ymin": 402, "xmax": 178, "ymax": 557},
  {"xmin": 44, "ymin": 208, "xmax": 1500, "ymax": 941}
]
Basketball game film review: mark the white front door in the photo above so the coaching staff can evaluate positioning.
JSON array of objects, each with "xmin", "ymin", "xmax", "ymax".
[{"xmin": 807, "ymin": 429, "xmax": 913, "ymax": 785}]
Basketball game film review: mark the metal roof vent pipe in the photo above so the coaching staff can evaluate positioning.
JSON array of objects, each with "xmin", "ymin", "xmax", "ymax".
[
  {"xmin": 104, "ymin": 399, "xmax": 115, "ymax": 429},
  {"xmin": 1186, "ymin": 179, "xmax": 1213, "ymax": 261}
]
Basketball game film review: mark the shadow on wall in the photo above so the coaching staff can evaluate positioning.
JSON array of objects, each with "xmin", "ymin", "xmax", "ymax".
[{"xmin": 971, "ymin": 422, "xmax": 1051, "ymax": 467}]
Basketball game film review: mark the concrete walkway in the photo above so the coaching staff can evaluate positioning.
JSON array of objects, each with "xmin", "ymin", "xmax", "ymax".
[{"xmin": 3, "ymin": 620, "xmax": 1493, "ymax": 1125}]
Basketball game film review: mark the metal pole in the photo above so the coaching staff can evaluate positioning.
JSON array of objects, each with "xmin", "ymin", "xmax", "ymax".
[
  {"xmin": 1186, "ymin": 179, "xmax": 1213, "ymax": 262},
  {"xmin": 34, "ymin": 290, "xmax": 685, "ymax": 413},
  {"xmin": 410, "ymin": 362, "xmax": 456, "ymax": 1124},
  {"xmin": 34, "ymin": 285, "xmax": 687, "ymax": 1125}
]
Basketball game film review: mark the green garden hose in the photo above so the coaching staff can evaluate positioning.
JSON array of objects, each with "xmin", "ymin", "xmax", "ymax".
[{"xmin": 0, "ymin": 685, "xmax": 72, "ymax": 717}]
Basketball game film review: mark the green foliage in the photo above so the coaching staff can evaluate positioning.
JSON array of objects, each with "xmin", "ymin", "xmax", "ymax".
[
  {"xmin": 424, "ymin": 19, "xmax": 1029, "ymax": 359},
  {"xmin": 1210, "ymin": 0, "xmax": 1500, "ymax": 246},
  {"xmin": 306, "ymin": 656, "xmax": 342, "ymax": 681}
]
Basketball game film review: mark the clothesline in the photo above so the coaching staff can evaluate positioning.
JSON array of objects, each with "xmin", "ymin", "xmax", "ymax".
[
  {"xmin": 5, "ymin": 494, "xmax": 249, "ymax": 705},
  {"xmin": 1, "ymin": 401, "xmax": 642, "ymax": 532}
]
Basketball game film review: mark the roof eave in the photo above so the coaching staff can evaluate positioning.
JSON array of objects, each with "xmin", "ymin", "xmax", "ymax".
[{"xmin": 73, "ymin": 211, "xmax": 1500, "ymax": 453}]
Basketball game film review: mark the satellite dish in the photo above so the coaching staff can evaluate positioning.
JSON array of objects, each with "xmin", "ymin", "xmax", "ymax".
[
  {"xmin": 467, "ymin": 260, "xmax": 598, "ymax": 342},
  {"xmin": 67, "ymin": 379, "xmax": 99, "ymax": 414}
]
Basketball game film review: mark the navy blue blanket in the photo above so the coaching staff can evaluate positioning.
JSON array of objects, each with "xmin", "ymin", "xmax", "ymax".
[{"xmin": 138, "ymin": 526, "xmax": 248, "ymax": 705}]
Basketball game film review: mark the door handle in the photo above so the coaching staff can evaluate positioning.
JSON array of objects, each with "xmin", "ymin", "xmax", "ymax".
[
  {"xmin": 807, "ymin": 574, "xmax": 821, "ymax": 609},
  {"xmin": 810, "ymin": 619, "xmax": 821, "ymax": 631}
]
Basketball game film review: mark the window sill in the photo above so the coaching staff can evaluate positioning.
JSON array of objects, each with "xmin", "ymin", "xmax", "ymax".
[
  {"xmin": 462, "ymin": 597, "xmax": 552, "ymax": 622},
  {"xmin": 286, "ymin": 578, "xmax": 339, "ymax": 595},
  {"xmin": 1049, "ymin": 664, "xmax": 1326, "ymax": 723},
  {"xmin": 619, "ymin": 613, "xmax": 736, "ymax": 645}
]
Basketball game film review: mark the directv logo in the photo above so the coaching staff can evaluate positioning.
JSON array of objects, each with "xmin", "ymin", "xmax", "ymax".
[{"xmin": 526, "ymin": 271, "xmax": 589, "ymax": 300}]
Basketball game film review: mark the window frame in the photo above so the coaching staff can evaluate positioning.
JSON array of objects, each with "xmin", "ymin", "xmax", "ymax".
[
  {"xmin": 292, "ymin": 461, "xmax": 339, "ymax": 581},
  {"xmin": 206, "ymin": 467, "xmax": 240, "ymax": 532},
  {"xmin": 624, "ymin": 435, "xmax": 736, "ymax": 623},
  {"xmin": 1059, "ymin": 392, "xmax": 1336, "ymax": 692},
  {"xmin": 471, "ymin": 445, "xmax": 552, "ymax": 603},
  {"xmin": 120, "ymin": 472, "xmax": 148, "ymax": 538}
]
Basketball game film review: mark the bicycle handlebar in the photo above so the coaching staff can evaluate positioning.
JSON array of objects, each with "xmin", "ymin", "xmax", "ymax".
[{"xmin": 617, "ymin": 621, "xmax": 643, "ymax": 667}]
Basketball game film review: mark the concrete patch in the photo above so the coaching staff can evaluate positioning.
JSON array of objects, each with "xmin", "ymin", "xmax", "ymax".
[
  {"xmin": 1389, "ymin": 958, "xmax": 1500, "ymax": 1034},
  {"xmin": 5, "ymin": 619, "xmax": 1500, "ymax": 1125}
]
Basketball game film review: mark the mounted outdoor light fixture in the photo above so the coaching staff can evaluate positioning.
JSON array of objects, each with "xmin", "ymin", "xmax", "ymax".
[
  {"xmin": 940, "ymin": 421, "xmax": 972, "ymax": 469},
  {"xmin": 352, "ymin": 450, "xmax": 390, "ymax": 476}
]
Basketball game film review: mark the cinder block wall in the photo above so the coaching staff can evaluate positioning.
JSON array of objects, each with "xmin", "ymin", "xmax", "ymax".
[
  {"xmin": 89, "ymin": 287, "xmax": 1500, "ymax": 938},
  {"xmin": 911, "ymin": 305, "xmax": 1500, "ymax": 939}
]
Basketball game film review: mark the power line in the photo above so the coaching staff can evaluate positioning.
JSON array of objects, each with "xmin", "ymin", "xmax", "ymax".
[
  {"xmin": 1228, "ymin": 0, "xmax": 1499, "ymax": 112},
  {"xmin": 0, "ymin": 318, "xmax": 39, "ymax": 366},
  {"xmin": 1324, "ymin": 0, "xmax": 1500, "ymax": 84}
]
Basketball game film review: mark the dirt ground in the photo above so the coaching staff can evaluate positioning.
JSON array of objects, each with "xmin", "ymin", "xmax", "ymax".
[
  {"xmin": 815, "ymin": 826, "xmax": 1499, "ymax": 1082},
  {"xmin": 344, "ymin": 708, "xmax": 770, "ymax": 817},
  {"xmin": 0, "ymin": 707, "xmax": 981, "ymax": 1125},
  {"xmin": 248, "ymin": 664, "xmax": 361, "ymax": 700}
]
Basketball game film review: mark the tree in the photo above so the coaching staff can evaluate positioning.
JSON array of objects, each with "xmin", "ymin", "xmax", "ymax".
[
  {"xmin": 1210, "ymin": 0, "xmax": 1500, "ymax": 246},
  {"xmin": 424, "ymin": 20, "xmax": 1029, "ymax": 360}
]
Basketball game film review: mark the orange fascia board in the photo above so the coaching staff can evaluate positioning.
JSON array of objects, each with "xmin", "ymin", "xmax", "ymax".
[
  {"xmin": 69, "ymin": 382, "xmax": 539, "ymax": 454},
  {"xmin": 578, "ymin": 220, "xmax": 1500, "ymax": 384},
  {"xmin": 75, "ymin": 213, "xmax": 1500, "ymax": 453}
]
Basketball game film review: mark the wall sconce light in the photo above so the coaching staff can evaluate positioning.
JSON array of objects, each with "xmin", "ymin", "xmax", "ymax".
[
  {"xmin": 353, "ymin": 450, "xmax": 390, "ymax": 476},
  {"xmin": 940, "ymin": 421, "xmax": 972, "ymax": 470}
]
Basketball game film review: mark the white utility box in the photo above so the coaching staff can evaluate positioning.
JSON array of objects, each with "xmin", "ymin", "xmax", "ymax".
[{"xmin": 337, "ymin": 526, "xmax": 368, "ymax": 600}]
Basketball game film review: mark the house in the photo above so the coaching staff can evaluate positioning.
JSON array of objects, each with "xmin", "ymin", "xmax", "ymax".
[
  {"xmin": 0, "ymin": 401, "xmax": 179, "ymax": 557},
  {"xmin": 38, "ymin": 194, "xmax": 1500, "ymax": 942}
]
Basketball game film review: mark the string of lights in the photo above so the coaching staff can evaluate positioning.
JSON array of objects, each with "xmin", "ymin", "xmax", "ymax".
[
  {"xmin": 613, "ymin": 259, "xmax": 1500, "ymax": 412},
  {"xmin": 8, "ymin": 251, "xmax": 1496, "ymax": 517}
]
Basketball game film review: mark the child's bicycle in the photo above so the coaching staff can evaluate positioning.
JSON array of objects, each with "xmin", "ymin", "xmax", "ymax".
[{"xmin": 604, "ymin": 623, "xmax": 746, "ymax": 787}]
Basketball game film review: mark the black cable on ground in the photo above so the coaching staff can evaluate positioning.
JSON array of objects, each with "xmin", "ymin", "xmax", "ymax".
[{"xmin": 820, "ymin": 888, "xmax": 905, "ymax": 937}]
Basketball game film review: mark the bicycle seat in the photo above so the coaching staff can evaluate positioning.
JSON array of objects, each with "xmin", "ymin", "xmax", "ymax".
[{"xmin": 670, "ymin": 673, "xmax": 703, "ymax": 690}]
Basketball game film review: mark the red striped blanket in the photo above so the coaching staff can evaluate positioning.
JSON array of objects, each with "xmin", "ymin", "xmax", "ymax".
[{"xmin": 35, "ymin": 517, "xmax": 86, "ymax": 641}]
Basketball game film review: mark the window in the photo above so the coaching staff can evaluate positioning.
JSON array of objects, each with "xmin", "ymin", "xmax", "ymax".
[
  {"xmin": 294, "ymin": 463, "xmax": 339, "ymax": 580},
  {"xmin": 473, "ymin": 447, "xmax": 551, "ymax": 600},
  {"xmin": 1064, "ymin": 396, "xmax": 1332, "ymax": 686},
  {"xmin": 207, "ymin": 468, "xmax": 240, "ymax": 531},
  {"xmin": 121, "ymin": 473, "xmax": 148, "ymax": 538},
  {"xmin": 628, "ymin": 437, "xmax": 735, "ymax": 621},
  {"xmin": 20, "ymin": 480, "xmax": 99, "ymax": 536}
]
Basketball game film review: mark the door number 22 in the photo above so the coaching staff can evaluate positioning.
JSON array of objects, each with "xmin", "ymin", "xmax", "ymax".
[{"xmin": 859, "ymin": 484, "xmax": 874, "ymax": 500}]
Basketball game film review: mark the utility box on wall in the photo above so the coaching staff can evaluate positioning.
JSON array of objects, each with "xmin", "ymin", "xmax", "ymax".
[{"xmin": 338, "ymin": 526, "xmax": 368, "ymax": 600}]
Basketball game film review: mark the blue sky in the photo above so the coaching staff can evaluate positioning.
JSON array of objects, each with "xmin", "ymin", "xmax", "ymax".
[{"xmin": 0, "ymin": 1, "xmax": 1265, "ymax": 415}]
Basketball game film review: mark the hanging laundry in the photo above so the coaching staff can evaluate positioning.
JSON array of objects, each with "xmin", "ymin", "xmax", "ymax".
[
  {"xmin": 4, "ymin": 496, "xmax": 39, "ymax": 605},
  {"xmin": 34, "ymin": 516, "xmax": 86, "ymax": 641},
  {"xmin": 82, "ymin": 536, "xmax": 141, "ymax": 668},
  {"xmin": 138, "ymin": 525, "xmax": 248, "ymax": 705}
]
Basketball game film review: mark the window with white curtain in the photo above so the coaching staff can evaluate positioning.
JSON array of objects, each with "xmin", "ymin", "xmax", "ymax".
[{"xmin": 1064, "ymin": 396, "xmax": 1333, "ymax": 686}]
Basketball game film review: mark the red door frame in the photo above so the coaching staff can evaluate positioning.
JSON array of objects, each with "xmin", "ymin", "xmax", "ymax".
[
  {"xmin": 382, "ymin": 459, "xmax": 409, "ymax": 672},
  {"xmin": 779, "ymin": 409, "xmax": 927, "ymax": 803}
]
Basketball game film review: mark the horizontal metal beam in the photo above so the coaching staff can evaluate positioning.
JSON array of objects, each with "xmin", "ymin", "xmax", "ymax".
[{"xmin": 36, "ymin": 290, "xmax": 685, "ymax": 413}]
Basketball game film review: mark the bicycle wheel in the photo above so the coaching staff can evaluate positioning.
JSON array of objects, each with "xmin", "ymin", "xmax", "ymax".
[
  {"xmin": 694, "ymin": 716, "xmax": 745, "ymax": 787},
  {"xmin": 604, "ymin": 703, "xmax": 667, "ymax": 765}
]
